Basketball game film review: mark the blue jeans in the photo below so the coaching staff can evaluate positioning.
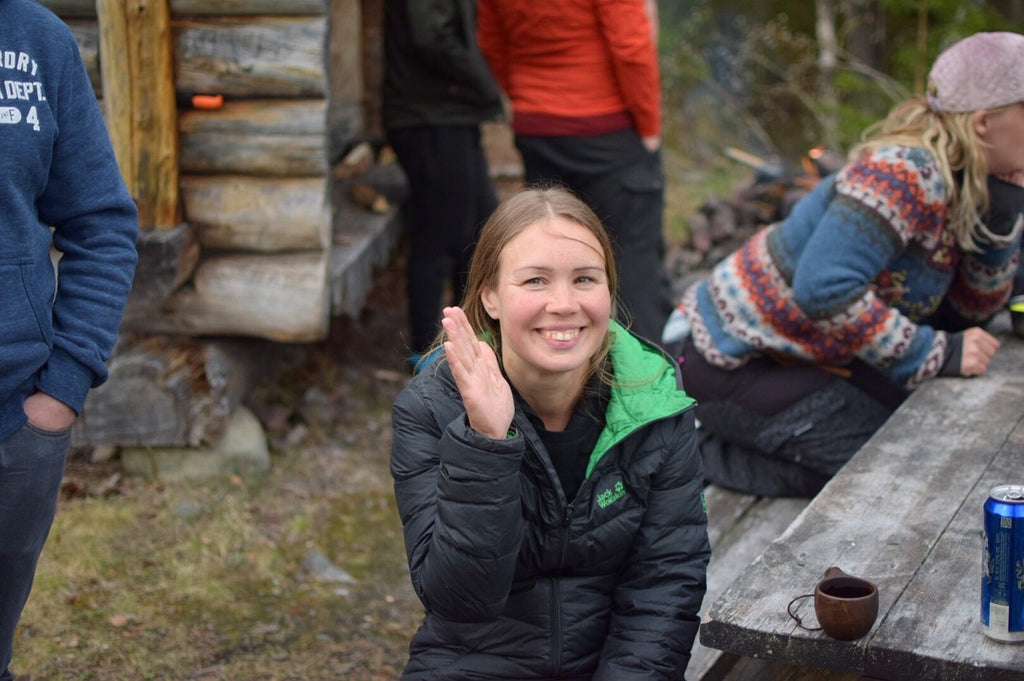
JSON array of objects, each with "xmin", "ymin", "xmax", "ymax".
[{"xmin": 0, "ymin": 422, "xmax": 70, "ymax": 681}]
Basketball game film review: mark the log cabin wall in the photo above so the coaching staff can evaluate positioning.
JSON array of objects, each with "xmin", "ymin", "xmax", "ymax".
[
  {"xmin": 40, "ymin": 0, "xmax": 402, "ymax": 449},
  {"xmin": 41, "ymin": 0, "xmax": 398, "ymax": 345}
]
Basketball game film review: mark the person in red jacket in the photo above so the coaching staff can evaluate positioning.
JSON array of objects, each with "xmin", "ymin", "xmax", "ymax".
[{"xmin": 477, "ymin": 0, "xmax": 672, "ymax": 344}]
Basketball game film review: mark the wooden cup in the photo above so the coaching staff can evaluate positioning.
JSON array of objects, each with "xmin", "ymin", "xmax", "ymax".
[{"xmin": 814, "ymin": 566, "xmax": 879, "ymax": 640}]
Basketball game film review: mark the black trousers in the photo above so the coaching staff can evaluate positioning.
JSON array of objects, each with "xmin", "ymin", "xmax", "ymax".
[
  {"xmin": 388, "ymin": 125, "xmax": 498, "ymax": 356},
  {"xmin": 515, "ymin": 130, "xmax": 672, "ymax": 343},
  {"xmin": 680, "ymin": 338, "xmax": 905, "ymax": 497}
]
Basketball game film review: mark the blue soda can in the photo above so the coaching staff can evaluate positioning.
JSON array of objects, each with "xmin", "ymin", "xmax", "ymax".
[{"xmin": 981, "ymin": 484, "xmax": 1024, "ymax": 642}]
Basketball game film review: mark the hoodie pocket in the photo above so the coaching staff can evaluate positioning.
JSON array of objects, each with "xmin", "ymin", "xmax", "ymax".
[{"xmin": 0, "ymin": 261, "xmax": 52, "ymax": 395}]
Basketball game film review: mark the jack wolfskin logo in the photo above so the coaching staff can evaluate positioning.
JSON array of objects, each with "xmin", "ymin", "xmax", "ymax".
[{"xmin": 597, "ymin": 481, "xmax": 626, "ymax": 509}]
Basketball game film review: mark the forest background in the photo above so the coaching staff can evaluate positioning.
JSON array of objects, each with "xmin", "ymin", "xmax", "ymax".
[
  {"xmin": 660, "ymin": 0, "xmax": 1024, "ymax": 241},
  {"xmin": 12, "ymin": 2, "xmax": 1024, "ymax": 680}
]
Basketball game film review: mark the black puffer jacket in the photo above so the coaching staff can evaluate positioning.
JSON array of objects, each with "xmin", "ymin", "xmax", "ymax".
[{"xmin": 390, "ymin": 325, "xmax": 710, "ymax": 680}]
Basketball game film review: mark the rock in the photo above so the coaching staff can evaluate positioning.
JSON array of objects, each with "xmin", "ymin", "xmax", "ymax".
[
  {"xmin": 174, "ymin": 500, "xmax": 202, "ymax": 519},
  {"xmin": 303, "ymin": 549, "xmax": 357, "ymax": 584},
  {"xmin": 120, "ymin": 405, "xmax": 270, "ymax": 482}
]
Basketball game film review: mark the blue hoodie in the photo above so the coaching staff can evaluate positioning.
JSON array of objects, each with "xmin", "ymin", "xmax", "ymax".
[{"xmin": 0, "ymin": 0, "xmax": 139, "ymax": 439}]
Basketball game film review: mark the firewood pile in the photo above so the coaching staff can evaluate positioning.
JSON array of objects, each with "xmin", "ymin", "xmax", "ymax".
[{"xmin": 667, "ymin": 146, "xmax": 845, "ymax": 295}]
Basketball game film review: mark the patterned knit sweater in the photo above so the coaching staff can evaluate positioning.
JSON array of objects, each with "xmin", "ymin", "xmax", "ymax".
[{"xmin": 683, "ymin": 145, "xmax": 1020, "ymax": 390}]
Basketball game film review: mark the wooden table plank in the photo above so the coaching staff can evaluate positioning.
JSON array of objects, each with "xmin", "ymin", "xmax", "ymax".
[
  {"xmin": 701, "ymin": 336, "xmax": 1024, "ymax": 680},
  {"xmin": 864, "ymin": 414, "xmax": 1024, "ymax": 680}
]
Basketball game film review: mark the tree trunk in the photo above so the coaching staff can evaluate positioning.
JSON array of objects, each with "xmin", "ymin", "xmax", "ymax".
[
  {"xmin": 180, "ymin": 175, "xmax": 330, "ymax": 252},
  {"xmin": 174, "ymin": 17, "xmax": 327, "ymax": 98},
  {"xmin": 179, "ymin": 99, "xmax": 327, "ymax": 176},
  {"xmin": 121, "ymin": 251, "xmax": 331, "ymax": 342},
  {"xmin": 840, "ymin": 0, "xmax": 883, "ymax": 72},
  {"xmin": 815, "ymin": 0, "xmax": 839, "ymax": 151}
]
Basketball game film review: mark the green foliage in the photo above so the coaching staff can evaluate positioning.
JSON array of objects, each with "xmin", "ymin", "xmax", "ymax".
[
  {"xmin": 878, "ymin": 0, "xmax": 1021, "ymax": 85},
  {"xmin": 831, "ymin": 69, "xmax": 891, "ymax": 148},
  {"xmin": 659, "ymin": 0, "xmax": 1024, "ymax": 165}
]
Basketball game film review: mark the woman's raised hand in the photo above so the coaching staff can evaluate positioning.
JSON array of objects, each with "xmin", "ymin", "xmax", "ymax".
[{"xmin": 441, "ymin": 307, "xmax": 514, "ymax": 439}]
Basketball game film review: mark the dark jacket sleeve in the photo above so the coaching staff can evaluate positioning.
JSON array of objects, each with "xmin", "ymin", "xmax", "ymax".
[
  {"xmin": 595, "ymin": 409, "xmax": 711, "ymax": 680},
  {"xmin": 390, "ymin": 375, "xmax": 527, "ymax": 621}
]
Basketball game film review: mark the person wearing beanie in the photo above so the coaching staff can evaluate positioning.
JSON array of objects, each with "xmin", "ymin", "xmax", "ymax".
[
  {"xmin": 665, "ymin": 31, "xmax": 1024, "ymax": 497},
  {"xmin": 930, "ymin": 32, "xmax": 1024, "ymax": 333}
]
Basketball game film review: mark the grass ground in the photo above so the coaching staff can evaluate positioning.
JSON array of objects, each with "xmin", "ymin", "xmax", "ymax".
[{"xmin": 15, "ymin": 276, "xmax": 419, "ymax": 681}]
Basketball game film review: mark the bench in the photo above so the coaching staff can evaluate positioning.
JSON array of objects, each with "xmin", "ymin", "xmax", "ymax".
[
  {"xmin": 692, "ymin": 486, "xmax": 923, "ymax": 681},
  {"xmin": 689, "ymin": 486, "xmax": 809, "ymax": 680}
]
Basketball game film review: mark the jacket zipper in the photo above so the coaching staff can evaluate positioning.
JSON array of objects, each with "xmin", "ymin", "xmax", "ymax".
[
  {"xmin": 561, "ymin": 503, "xmax": 573, "ymax": 559},
  {"xmin": 549, "ymin": 500, "xmax": 575, "ymax": 676}
]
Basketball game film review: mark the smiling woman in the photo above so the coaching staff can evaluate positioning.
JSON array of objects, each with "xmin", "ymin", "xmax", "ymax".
[
  {"xmin": 477, "ymin": 215, "xmax": 612, "ymax": 424},
  {"xmin": 389, "ymin": 185, "xmax": 711, "ymax": 680}
]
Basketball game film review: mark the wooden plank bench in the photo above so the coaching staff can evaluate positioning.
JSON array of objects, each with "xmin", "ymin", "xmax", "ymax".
[
  {"xmin": 690, "ymin": 486, "xmax": 809, "ymax": 680},
  {"xmin": 692, "ymin": 489, "xmax": 926, "ymax": 681}
]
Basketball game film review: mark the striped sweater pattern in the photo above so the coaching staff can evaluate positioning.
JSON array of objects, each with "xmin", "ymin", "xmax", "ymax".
[{"xmin": 683, "ymin": 145, "xmax": 1018, "ymax": 390}]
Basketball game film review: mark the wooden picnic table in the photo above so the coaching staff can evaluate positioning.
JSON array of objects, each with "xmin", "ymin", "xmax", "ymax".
[{"xmin": 699, "ymin": 321, "xmax": 1024, "ymax": 681}]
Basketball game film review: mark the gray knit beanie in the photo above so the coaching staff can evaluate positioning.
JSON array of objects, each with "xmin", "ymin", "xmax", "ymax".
[{"xmin": 927, "ymin": 32, "xmax": 1024, "ymax": 113}]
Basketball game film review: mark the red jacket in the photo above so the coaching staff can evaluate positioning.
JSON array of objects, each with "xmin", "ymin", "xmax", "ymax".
[{"xmin": 478, "ymin": 0, "xmax": 661, "ymax": 138}]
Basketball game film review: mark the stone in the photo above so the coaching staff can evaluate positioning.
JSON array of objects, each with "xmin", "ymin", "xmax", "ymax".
[{"xmin": 120, "ymin": 405, "xmax": 270, "ymax": 482}]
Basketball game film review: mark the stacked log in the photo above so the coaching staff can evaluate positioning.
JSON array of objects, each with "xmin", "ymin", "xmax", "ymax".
[
  {"xmin": 36, "ymin": 0, "xmax": 396, "ymax": 450},
  {"xmin": 44, "ymin": 0, "xmax": 355, "ymax": 344}
]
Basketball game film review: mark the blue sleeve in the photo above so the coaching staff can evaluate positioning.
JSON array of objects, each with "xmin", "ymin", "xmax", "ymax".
[
  {"xmin": 35, "ymin": 24, "xmax": 138, "ymax": 411},
  {"xmin": 788, "ymin": 151, "xmax": 949, "ymax": 388}
]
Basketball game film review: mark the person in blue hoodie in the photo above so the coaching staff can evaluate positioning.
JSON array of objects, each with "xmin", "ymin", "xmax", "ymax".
[{"xmin": 0, "ymin": 2, "xmax": 139, "ymax": 679}]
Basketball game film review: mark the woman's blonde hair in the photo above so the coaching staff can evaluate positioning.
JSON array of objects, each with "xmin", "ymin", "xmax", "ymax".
[
  {"xmin": 427, "ymin": 184, "xmax": 618, "ymax": 382},
  {"xmin": 851, "ymin": 95, "xmax": 1010, "ymax": 251}
]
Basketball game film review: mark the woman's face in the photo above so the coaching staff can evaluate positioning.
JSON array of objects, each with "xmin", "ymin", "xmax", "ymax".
[
  {"xmin": 977, "ymin": 102, "xmax": 1024, "ymax": 180},
  {"xmin": 481, "ymin": 216, "xmax": 611, "ymax": 386}
]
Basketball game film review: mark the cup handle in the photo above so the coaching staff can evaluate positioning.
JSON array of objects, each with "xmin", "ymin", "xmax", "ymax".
[{"xmin": 787, "ymin": 593, "xmax": 822, "ymax": 631}]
